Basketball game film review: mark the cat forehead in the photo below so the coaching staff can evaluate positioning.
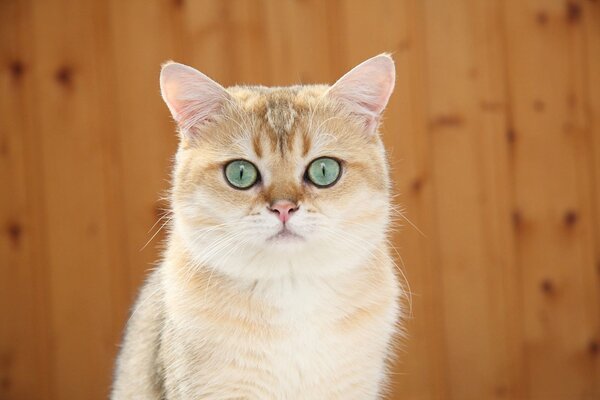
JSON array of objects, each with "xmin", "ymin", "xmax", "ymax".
[
  {"xmin": 229, "ymin": 85, "xmax": 329, "ymax": 128},
  {"xmin": 224, "ymin": 85, "xmax": 334, "ymax": 156}
]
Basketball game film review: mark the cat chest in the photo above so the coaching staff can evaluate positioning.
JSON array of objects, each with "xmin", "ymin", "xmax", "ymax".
[
  {"xmin": 163, "ymin": 310, "xmax": 387, "ymax": 399},
  {"xmin": 162, "ymin": 278, "xmax": 396, "ymax": 399},
  {"xmin": 264, "ymin": 320, "xmax": 343, "ymax": 378},
  {"xmin": 203, "ymin": 310, "xmax": 356, "ymax": 374}
]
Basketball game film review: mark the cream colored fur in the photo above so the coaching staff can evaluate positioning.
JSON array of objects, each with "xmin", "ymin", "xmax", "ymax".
[{"xmin": 112, "ymin": 54, "xmax": 402, "ymax": 400}]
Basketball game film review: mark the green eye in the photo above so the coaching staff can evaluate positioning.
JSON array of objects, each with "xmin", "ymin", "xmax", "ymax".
[
  {"xmin": 306, "ymin": 157, "xmax": 341, "ymax": 188},
  {"xmin": 224, "ymin": 160, "xmax": 259, "ymax": 189}
]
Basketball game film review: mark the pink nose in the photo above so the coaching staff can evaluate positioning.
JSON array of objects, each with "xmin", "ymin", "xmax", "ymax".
[{"xmin": 268, "ymin": 200, "xmax": 298, "ymax": 223}]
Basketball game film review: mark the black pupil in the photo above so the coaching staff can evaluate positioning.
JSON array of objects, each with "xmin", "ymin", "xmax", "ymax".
[
  {"xmin": 239, "ymin": 165, "xmax": 244, "ymax": 180},
  {"xmin": 321, "ymin": 163, "xmax": 326, "ymax": 176}
]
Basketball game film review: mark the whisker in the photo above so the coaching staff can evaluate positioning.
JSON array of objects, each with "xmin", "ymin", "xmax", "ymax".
[{"xmin": 140, "ymin": 216, "xmax": 173, "ymax": 251}]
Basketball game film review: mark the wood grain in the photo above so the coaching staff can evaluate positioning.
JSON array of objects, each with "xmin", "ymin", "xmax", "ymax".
[
  {"xmin": 1, "ymin": 0, "xmax": 599, "ymax": 399},
  {"xmin": 504, "ymin": 0, "xmax": 600, "ymax": 398}
]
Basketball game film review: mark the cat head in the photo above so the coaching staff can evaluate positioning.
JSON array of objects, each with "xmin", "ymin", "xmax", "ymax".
[{"xmin": 161, "ymin": 54, "xmax": 395, "ymax": 280}]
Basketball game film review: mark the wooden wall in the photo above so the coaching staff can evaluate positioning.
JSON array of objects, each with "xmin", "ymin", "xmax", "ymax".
[{"xmin": 1, "ymin": 0, "xmax": 599, "ymax": 399}]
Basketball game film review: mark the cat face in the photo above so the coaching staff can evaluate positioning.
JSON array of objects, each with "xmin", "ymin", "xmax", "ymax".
[{"xmin": 161, "ymin": 55, "xmax": 395, "ymax": 280}]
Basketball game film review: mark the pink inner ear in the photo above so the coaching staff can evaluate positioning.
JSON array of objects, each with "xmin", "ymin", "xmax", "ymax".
[
  {"xmin": 328, "ymin": 54, "xmax": 396, "ymax": 133},
  {"xmin": 160, "ymin": 62, "xmax": 230, "ymax": 133}
]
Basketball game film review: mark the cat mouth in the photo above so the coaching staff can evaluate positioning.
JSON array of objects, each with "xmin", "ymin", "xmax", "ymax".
[{"xmin": 267, "ymin": 227, "xmax": 304, "ymax": 242}]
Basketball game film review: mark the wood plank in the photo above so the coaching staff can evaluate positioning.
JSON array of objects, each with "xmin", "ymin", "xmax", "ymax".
[
  {"xmin": 503, "ymin": 0, "xmax": 600, "ymax": 397},
  {"xmin": 421, "ymin": 0, "xmax": 520, "ymax": 398},
  {"xmin": 29, "ymin": 0, "xmax": 124, "ymax": 397},
  {"xmin": 0, "ymin": 1, "xmax": 54, "ymax": 398},
  {"xmin": 581, "ymin": 0, "xmax": 600, "ymax": 396},
  {"xmin": 180, "ymin": 0, "xmax": 276, "ymax": 86},
  {"xmin": 262, "ymin": 0, "xmax": 337, "ymax": 86}
]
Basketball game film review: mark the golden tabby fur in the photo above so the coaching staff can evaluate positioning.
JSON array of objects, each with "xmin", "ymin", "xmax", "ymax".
[{"xmin": 112, "ymin": 54, "xmax": 401, "ymax": 400}]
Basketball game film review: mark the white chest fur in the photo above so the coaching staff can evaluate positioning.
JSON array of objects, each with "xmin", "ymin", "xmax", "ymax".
[{"xmin": 161, "ymin": 272, "xmax": 398, "ymax": 400}]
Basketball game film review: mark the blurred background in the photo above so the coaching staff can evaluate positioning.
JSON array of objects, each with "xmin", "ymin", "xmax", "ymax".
[{"xmin": 1, "ymin": 0, "xmax": 599, "ymax": 399}]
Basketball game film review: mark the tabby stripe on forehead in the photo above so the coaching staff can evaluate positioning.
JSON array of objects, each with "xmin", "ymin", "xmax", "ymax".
[
  {"xmin": 252, "ymin": 134, "xmax": 263, "ymax": 158},
  {"xmin": 302, "ymin": 131, "xmax": 311, "ymax": 157},
  {"xmin": 265, "ymin": 98, "xmax": 297, "ymax": 155}
]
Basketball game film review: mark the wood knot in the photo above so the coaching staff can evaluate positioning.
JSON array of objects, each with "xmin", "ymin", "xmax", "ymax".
[
  {"xmin": 566, "ymin": 1, "xmax": 582, "ymax": 23},
  {"xmin": 411, "ymin": 178, "xmax": 423, "ymax": 193},
  {"xmin": 506, "ymin": 128, "xmax": 516, "ymax": 144},
  {"xmin": 589, "ymin": 339, "xmax": 599, "ymax": 356},
  {"xmin": 536, "ymin": 11, "xmax": 549, "ymax": 25},
  {"xmin": 9, "ymin": 60, "xmax": 25, "ymax": 80},
  {"xmin": 540, "ymin": 279, "xmax": 555, "ymax": 295},
  {"xmin": 512, "ymin": 210, "xmax": 523, "ymax": 229},
  {"xmin": 55, "ymin": 65, "xmax": 74, "ymax": 87},
  {"xmin": 431, "ymin": 114, "xmax": 464, "ymax": 128},
  {"xmin": 563, "ymin": 210, "xmax": 578, "ymax": 227},
  {"xmin": 6, "ymin": 221, "xmax": 22, "ymax": 247}
]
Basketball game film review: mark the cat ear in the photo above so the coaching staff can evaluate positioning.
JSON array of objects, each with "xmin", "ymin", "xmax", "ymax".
[
  {"xmin": 327, "ymin": 54, "xmax": 395, "ymax": 134},
  {"xmin": 160, "ymin": 61, "xmax": 230, "ymax": 135}
]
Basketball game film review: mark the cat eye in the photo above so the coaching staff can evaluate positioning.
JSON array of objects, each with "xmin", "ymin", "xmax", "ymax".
[
  {"xmin": 306, "ymin": 157, "xmax": 341, "ymax": 188},
  {"xmin": 224, "ymin": 160, "xmax": 259, "ymax": 189}
]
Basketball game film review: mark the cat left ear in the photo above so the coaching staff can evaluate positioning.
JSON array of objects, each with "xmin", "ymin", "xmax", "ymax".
[
  {"xmin": 327, "ymin": 54, "xmax": 395, "ymax": 134},
  {"xmin": 160, "ymin": 61, "xmax": 230, "ymax": 135}
]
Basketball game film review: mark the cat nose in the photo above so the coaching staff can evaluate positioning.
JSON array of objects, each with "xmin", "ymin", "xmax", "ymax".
[{"xmin": 268, "ymin": 200, "xmax": 299, "ymax": 223}]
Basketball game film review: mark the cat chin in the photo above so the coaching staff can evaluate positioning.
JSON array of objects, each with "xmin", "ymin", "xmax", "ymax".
[
  {"xmin": 174, "ymin": 217, "xmax": 385, "ymax": 280},
  {"xmin": 184, "ymin": 234, "xmax": 381, "ymax": 282}
]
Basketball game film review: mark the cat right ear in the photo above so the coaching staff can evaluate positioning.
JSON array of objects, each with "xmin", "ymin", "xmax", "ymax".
[
  {"xmin": 160, "ymin": 62, "xmax": 230, "ymax": 136},
  {"xmin": 327, "ymin": 54, "xmax": 395, "ymax": 135}
]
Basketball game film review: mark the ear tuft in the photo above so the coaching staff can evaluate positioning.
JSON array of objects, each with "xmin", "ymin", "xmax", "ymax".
[
  {"xmin": 160, "ymin": 62, "xmax": 230, "ymax": 135},
  {"xmin": 327, "ymin": 54, "xmax": 396, "ymax": 134}
]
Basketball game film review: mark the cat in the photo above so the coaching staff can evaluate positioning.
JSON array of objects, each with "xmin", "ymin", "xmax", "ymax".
[{"xmin": 112, "ymin": 54, "xmax": 402, "ymax": 400}]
